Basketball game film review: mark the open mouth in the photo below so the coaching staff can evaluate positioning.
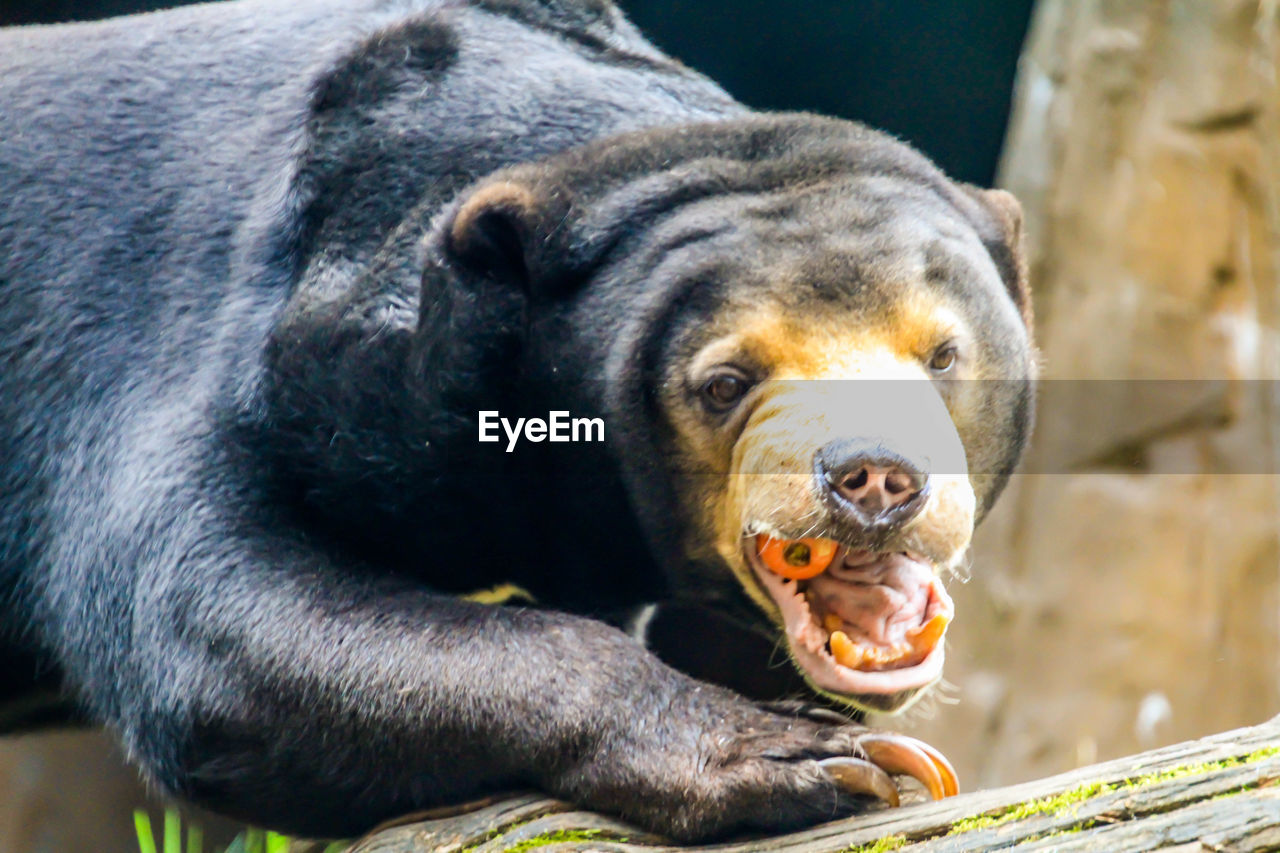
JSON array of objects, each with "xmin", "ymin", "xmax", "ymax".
[{"xmin": 744, "ymin": 534, "xmax": 953, "ymax": 703}]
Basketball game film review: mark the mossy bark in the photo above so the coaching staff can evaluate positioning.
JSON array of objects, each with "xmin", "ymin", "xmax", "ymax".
[{"xmin": 347, "ymin": 715, "xmax": 1280, "ymax": 852}]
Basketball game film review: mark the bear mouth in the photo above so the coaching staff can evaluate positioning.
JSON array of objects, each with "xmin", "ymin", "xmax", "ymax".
[{"xmin": 743, "ymin": 536, "xmax": 953, "ymax": 704}]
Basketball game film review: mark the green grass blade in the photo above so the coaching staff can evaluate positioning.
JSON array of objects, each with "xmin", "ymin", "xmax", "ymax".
[
  {"xmin": 164, "ymin": 807, "xmax": 181, "ymax": 853},
  {"xmin": 134, "ymin": 810, "xmax": 158, "ymax": 853},
  {"xmin": 321, "ymin": 843, "xmax": 349, "ymax": 853},
  {"xmin": 265, "ymin": 832, "xmax": 291, "ymax": 853},
  {"xmin": 224, "ymin": 834, "xmax": 247, "ymax": 853},
  {"xmin": 244, "ymin": 828, "xmax": 265, "ymax": 853},
  {"xmin": 186, "ymin": 822, "xmax": 202, "ymax": 853}
]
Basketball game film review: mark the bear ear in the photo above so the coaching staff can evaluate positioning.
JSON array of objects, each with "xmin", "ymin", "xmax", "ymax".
[
  {"xmin": 447, "ymin": 180, "xmax": 543, "ymax": 291},
  {"xmin": 961, "ymin": 186, "xmax": 1033, "ymax": 330}
]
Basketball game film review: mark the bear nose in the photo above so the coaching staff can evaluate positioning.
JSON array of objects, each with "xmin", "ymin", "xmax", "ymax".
[{"xmin": 816, "ymin": 441, "xmax": 929, "ymax": 528}]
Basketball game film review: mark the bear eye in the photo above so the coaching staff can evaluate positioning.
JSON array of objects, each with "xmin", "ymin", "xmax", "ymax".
[
  {"xmin": 929, "ymin": 344, "xmax": 959, "ymax": 374},
  {"xmin": 701, "ymin": 371, "xmax": 752, "ymax": 409}
]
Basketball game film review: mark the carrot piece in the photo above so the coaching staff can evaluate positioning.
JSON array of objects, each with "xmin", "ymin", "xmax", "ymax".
[{"xmin": 755, "ymin": 534, "xmax": 839, "ymax": 580}]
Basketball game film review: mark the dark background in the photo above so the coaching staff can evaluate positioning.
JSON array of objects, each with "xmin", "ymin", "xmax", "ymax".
[{"xmin": 0, "ymin": 0, "xmax": 1035, "ymax": 185}]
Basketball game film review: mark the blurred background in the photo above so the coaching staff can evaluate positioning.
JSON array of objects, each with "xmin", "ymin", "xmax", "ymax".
[{"xmin": 2, "ymin": 0, "xmax": 1278, "ymax": 850}]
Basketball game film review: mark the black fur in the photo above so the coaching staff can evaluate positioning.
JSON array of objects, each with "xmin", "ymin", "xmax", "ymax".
[{"xmin": 0, "ymin": 0, "xmax": 1030, "ymax": 840}]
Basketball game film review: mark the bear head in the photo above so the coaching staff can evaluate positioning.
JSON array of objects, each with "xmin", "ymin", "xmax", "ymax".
[{"xmin": 439, "ymin": 114, "xmax": 1035, "ymax": 714}]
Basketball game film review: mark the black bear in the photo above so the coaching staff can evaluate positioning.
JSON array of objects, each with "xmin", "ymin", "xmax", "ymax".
[{"xmin": 0, "ymin": 0, "xmax": 1035, "ymax": 841}]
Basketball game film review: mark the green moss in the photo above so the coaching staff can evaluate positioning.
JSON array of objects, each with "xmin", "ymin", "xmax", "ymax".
[
  {"xmin": 497, "ymin": 828, "xmax": 625, "ymax": 852},
  {"xmin": 947, "ymin": 781, "xmax": 1111, "ymax": 836},
  {"xmin": 841, "ymin": 834, "xmax": 906, "ymax": 853},
  {"xmin": 1118, "ymin": 746, "xmax": 1279, "ymax": 791},
  {"xmin": 947, "ymin": 745, "xmax": 1280, "ymax": 837},
  {"xmin": 1013, "ymin": 821, "xmax": 1095, "ymax": 847},
  {"xmin": 458, "ymin": 817, "xmax": 541, "ymax": 852},
  {"xmin": 1211, "ymin": 785, "xmax": 1259, "ymax": 802},
  {"xmin": 947, "ymin": 813, "xmax": 999, "ymax": 834}
]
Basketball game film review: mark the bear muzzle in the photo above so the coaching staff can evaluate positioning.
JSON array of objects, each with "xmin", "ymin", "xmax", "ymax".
[{"xmin": 719, "ymin": 376, "xmax": 973, "ymax": 712}]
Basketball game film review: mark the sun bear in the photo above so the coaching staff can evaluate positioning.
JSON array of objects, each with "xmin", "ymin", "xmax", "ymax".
[{"xmin": 0, "ymin": 0, "xmax": 1034, "ymax": 841}]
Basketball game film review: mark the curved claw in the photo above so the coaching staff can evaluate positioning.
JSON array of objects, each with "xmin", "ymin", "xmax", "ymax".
[
  {"xmin": 857, "ymin": 734, "xmax": 952, "ymax": 801},
  {"xmin": 819, "ymin": 756, "xmax": 900, "ymax": 808},
  {"xmin": 912, "ymin": 739, "xmax": 960, "ymax": 797}
]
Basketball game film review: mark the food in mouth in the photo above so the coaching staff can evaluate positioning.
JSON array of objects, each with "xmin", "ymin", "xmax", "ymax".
[
  {"xmin": 755, "ymin": 535, "xmax": 840, "ymax": 579},
  {"xmin": 749, "ymin": 535, "xmax": 953, "ymax": 698}
]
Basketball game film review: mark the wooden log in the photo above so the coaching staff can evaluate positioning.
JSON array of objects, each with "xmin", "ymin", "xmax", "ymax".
[{"xmin": 347, "ymin": 713, "xmax": 1280, "ymax": 852}]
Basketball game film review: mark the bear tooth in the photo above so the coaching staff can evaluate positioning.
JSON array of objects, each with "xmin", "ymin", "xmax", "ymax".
[
  {"xmin": 906, "ymin": 612, "xmax": 950, "ymax": 653},
  {"xmin": 830, "ymin": 630, "xmax": 864, "ymax": 669}
]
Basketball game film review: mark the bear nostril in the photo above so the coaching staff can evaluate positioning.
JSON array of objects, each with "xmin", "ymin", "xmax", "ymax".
[
  {"xmin": 884, "ymin": 470, "xmax": 914, "ymax": 495},
  {"xmin": 840, "ymin": 469, "xmax": 869, "ymax": 493}
]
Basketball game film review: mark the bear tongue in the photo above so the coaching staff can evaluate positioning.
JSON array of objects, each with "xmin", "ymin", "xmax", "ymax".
[{"xmin": 809, "ymin": 553, "xmax": 934, "ymax": 648}]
